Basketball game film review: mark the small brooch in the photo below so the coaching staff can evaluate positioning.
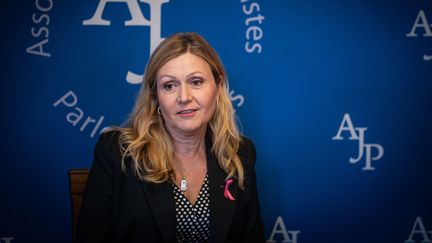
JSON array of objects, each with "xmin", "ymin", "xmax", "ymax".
[{"xmin": 224, "ymin": 179, "xmax": 235, "ymax": 201}]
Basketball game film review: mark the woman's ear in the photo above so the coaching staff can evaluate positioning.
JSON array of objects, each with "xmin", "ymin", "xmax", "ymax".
[
  {"xmin": 218, "ymin": 75, "xmax": 224, "ymax": 88},
  {"xmin": 217, "ymin": 75, "xmax": 223, "ymax": 98}
]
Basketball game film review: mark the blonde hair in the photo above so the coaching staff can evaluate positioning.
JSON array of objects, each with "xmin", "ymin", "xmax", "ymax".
[{"xmin": 116, "ymin": 32, "xmax": 245, "ymax": 188}]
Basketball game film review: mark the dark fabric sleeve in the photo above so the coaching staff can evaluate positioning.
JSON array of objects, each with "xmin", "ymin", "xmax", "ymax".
[
  {"xmin": 75, "ymin": 132, "xmax": 117, "ymax": 243},
  {"xmin": 241, "ymin": 138, "xmax": 266, "ymax": 243}
]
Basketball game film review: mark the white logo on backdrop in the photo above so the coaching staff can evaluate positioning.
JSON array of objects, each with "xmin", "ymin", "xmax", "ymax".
[
  {"xmin": 266, "ymin": 216, "xmax": 300, "ymax": 243},
  {"xmin": 26, "ymin": 0, "xmax": 53, "ymax": 57},
  {"xmin": 53, "ymin": 90, "xmax": 109, "ymax": 138},
  {"xmin": 240, "ymin": 0, "xmax": 265, "ymax": 54},
  {"xmin": 82, "ymin": 0, "xmax": 247, "ymax": 109},
  {"xmin": 405, "ymin": 217, "xmax": 432, "ymax": 243},
  {"xmin": 406, "ymin": 9, "xmax": 432, "ymax": 61},
  {"xmin": 0, "ymin": 237, "xmax": 15, "ymax": 243},
  {"xmin": 332, "ymin": 113, "xmax": 384, "ymax": 171},
  {"xmin": 83, "ymin": 0, "xmax": 169, "ymax": 84},
  {"xmin": 230, "ymin": 90, "xmax": 245, "ymax": 108}
]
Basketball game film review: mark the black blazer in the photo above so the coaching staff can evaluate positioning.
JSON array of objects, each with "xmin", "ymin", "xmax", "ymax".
[{"xmin": 76, "ymin": 131, "xmax": 265, "ymax": 243}]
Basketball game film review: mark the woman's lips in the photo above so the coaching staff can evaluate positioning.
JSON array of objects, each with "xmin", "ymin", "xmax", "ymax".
[{"xmin": 176, "ymin": 109, "xmax": 198, "ymax": 117}]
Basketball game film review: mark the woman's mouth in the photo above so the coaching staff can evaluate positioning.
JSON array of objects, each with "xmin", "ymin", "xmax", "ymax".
[{"xmin": 176, "ymin": 109, "xmax": 198, "ymax": 116}]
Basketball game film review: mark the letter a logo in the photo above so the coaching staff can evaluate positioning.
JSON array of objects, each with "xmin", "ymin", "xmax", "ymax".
[
  {"xmin": 83, "ymin": 0, "xmax": 170, "ymax": 84},
  {"xmin": 332, "ymin": 113, "xmax": 384, "ymax": 171}
]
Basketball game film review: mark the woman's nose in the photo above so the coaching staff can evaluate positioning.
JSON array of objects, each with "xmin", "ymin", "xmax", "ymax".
[{"xmin": 177, "ymin": 85, "xmax": 192, "ymax": 103}]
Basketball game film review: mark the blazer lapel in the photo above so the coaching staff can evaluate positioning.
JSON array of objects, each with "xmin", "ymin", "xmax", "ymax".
[
  {"xmin": 140, "ymin": 180, "xmax": 176, "ymax": 243},
  {"xmin": 138, "ymin": 137, "xmax": 238, "ymax": 243},
  {"xmin": 207, "ymin": 147, "xmax": 238, "ymax": 243}
]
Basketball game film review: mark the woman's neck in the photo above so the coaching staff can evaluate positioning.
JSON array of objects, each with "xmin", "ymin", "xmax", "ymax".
[{"xmin": 168, "ymin": 126, "xmax": 207, "ymax": 160}]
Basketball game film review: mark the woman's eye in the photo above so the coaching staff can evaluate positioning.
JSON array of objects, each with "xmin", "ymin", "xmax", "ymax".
[
  {"xmin": 163, "ymin": 83, "xmax": 174, "ymax": 91},
  {"xmin": 191, "ymin": 78, "xmax": 203, "ymax": 87}
]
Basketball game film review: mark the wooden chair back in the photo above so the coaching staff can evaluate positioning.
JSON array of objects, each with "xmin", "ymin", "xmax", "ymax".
[{"xmin": 68, "ymin": 169, "xmax": 90, "ymax": 242}]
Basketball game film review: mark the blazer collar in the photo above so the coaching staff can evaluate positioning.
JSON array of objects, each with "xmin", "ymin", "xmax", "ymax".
[
  {"xmin": 139, "ymin": 138, "xmax": 238, "ymax": 243},
  {"xmin": 206, "ymin": 139, "xmax": 238, "ymax": 243},
  {"xmin": 140, "ymin": 179, "xmax": 176, "ymax": 243}
]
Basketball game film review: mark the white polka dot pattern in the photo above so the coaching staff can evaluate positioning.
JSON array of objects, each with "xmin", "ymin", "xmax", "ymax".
[{"xmin": 173, "ymin": 175, "xmax": 210, "ymax": 243}]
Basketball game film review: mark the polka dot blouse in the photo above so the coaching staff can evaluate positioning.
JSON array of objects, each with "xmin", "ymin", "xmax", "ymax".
[{"xmin": 172, "ymin": 175, "xmax": 210, "ymax": 243}]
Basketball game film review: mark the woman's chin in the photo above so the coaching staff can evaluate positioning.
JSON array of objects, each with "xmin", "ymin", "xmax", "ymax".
[{"xmin": 169, "ymin": 123, "xmax": 207, "ymax": 136}]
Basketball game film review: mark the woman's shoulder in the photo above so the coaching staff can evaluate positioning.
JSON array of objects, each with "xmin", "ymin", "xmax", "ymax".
[
  {"xmin": 238, "ymin": 136, "xmax": 257, "ymax": 167},
  {"xmin": 97, "ymin": 129, "xmax": 121, "ymax": 144},
  {"xmin": 240, "ymin": 136, "xmax": 255, "ymax": 150},
  {"xmin": 93, "ymin": 129, "xmax": 123, "ymax": 159}
]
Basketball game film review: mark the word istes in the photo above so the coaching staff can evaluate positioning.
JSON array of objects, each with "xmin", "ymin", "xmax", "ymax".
[{"xmin": 240, "ymin": 0, "xmax": 265, "ymax": 54}]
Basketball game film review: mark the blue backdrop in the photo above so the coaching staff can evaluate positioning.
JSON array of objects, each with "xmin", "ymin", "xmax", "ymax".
[{"xmin": 1, "ymin": 0, "xmax": 431, "ymax": 242}]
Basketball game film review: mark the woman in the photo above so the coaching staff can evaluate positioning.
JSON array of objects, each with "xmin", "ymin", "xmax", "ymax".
[{"xmin": 76, "ymin": 32, "xmax": 265, "ymax": 243}]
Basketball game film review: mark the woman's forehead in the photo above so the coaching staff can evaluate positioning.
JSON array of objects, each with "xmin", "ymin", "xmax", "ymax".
[{"xmin": 157, "ymin": 53, "xmax": 212, "ymax": 78}]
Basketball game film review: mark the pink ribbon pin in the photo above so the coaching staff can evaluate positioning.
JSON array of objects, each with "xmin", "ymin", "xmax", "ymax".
[{"xmin": 224, "ymin": 179, "xmax": 235, "ymax": 201}]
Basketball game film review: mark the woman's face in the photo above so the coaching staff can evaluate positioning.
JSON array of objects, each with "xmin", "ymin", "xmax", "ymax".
[{"xmin": 156, "ymin": 53, "xmax": 220, "ymax": 136}]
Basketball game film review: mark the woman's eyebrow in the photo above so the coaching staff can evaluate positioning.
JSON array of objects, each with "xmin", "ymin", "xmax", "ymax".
[
  {"xmin": 158, "ymin": 72, "xmax": 206, "ymax": 80},
  {"xmin": 158, "ymin": 74, "xmax": 177, "ymax": 80},
  {"xmin": 186, "ymin": 71, "xmax": 205, "ymax": 78}
]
